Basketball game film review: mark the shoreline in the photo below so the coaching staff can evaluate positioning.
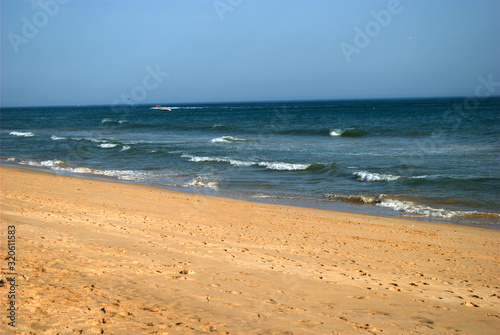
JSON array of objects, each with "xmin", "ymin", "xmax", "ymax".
[
  {"xmin": 2, "ymin": 162, "xmax": 498, "ymax": 230},
  {"xmin": 1, "ymin": 166, "xmax": 500, "ymax": 334}
]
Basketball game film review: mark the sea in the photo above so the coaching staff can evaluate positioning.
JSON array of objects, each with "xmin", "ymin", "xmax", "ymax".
[{"xmin": 1, "ymin": 98, "xmax": 499, "ymax": 228}]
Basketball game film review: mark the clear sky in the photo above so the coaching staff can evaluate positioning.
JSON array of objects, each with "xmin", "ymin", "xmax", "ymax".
[{"xmin": 1, "ymin": 0, "xmax": 499, "ymax": 107}]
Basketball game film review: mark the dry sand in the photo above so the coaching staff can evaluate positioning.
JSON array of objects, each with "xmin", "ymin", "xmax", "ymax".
[{"xmin": 1, "ymin": 166, "xmax": 499, "ymax": 335}]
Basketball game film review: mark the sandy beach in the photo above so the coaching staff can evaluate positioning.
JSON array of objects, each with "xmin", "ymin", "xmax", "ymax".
[{"xmin": 1, "ymin": 166, "xmax": 499, "ymax": 334}]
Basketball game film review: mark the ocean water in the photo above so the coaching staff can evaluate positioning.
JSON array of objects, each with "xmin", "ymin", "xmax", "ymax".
[{"xmin": 1, "ymin": 98, "xmax": 499, "ymax": 228}]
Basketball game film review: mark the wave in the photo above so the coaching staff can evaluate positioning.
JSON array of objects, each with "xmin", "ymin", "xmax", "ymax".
[
  {"xmin": 9, "ymin": 131, "xmax": 35, "ymax": 137},
  {"xmin": 258, "ymin": 162, "xmax": 310, "ymax": 171},
  {"xmin": 352, "ymin": 171, "xmax": 456, "ymax": 183},
  {"xmin": 182, "ymin": 154, "xmax": 254, "ymax": 167},
  {"xmin": 10, "ymin": 157, "xmax": 139, "ymax": 181},
  {"xmin": 185, "ymin": 176, "xmax": 219, "ymax": 190},
  {"xmin": 277, "ymin": 128, "xmax": 331, "ymax": 136},
  {"xmin": 50, "ymin": 135, "xmax": 67, "ymax": 141},
  {"xmin": 353, "ymin": 171, "xmax": 401, "ymax": 182},
  {"xmin": 377, "ymin": 129, "xmax": 433, "ymax": 137},
  {"xmin": 17, "ymin": 159, "xmax": 65, "ymax": 168},
  {"xmin": 181, "ymin": 154, "xmax": 311, "ymax": 171},
  {"xmin": 210, "ymin": 136, "xmax": 247, "ymax": 143},
  {"xmin": 328, "ymin": 194, "xmax": 500, "ymax": 219},
  {"xmin": 101, "ymin": 119, "xmax": 130, "ymax": 126},
  {"xmin": 376, "ymin": 198, "xmax": 500, "ymax": 219},
  {"xmin": 252, "ymin": 194, "xmax": 282, "ymax": 199},
  {"xmin": 54, "ymin": 166, "xmax": 139, "ymax": 180},
  {"xmin": 305, "ymin": 162, "xmax": 342, "ymax": 174},
  {"xmin": 377, "ymin": 198, "xmax": 458, "ymax": 218},
  {"xmin": 328, "ymin": 194, "xmax": 386, "ymax": 205},
  {"xmin": 330, "ymin": 128, "xmax": 367, "ymax": 137},
  {"xmin": 96, "ymin": 120, "xmax": 373, "ymax": 139},
  {"xmin": 99, "ymin": 143, "xmax": 118, "ymax": 148},
  {"xmin": 48, "ymin": 136, "xmax": 135, "ymax": 150}
]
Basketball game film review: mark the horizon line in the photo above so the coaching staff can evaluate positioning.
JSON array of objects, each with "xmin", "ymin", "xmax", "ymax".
[{"xmin": 2, "ymin": 95, "xmax": 499, "ymax": 109}]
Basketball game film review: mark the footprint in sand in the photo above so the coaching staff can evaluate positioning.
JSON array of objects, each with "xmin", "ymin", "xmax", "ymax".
[{"xmin": 223, "ymin": 290, "xmax": 242, "ymax": 295}]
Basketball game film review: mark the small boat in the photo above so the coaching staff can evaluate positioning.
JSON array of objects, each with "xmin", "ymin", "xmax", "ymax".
[{"xmin": 150, "ymin": 105, "xmax": 171, "ymax": 111}]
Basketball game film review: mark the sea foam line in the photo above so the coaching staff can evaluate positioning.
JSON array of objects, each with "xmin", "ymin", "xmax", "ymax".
[
  {"xmin": 9, "ymin": 158, "xmax": 140, "ymax": 181},
  {"xmin": 9, "ymin": 131, "xmax": 35, "ymax": 137},
  {"xmin": 99, "ymin": 143, "xmax": 118, "ymax": 148},
  {"xmin": 329, "ymin": 194, "xmax": 499, "ymax": 219},
  {"xmin": 182, "ymin": 154, "xmax": 310, "ymax": 171},
  {"xmin": 210, "ymin": 136, "xmax": 247, "ymax": 143},
  {"xmin": 353, "ymin": 171, "xmax": 401, "ymax": 182},
  {"xmin": 258, "ymin": 162, "xmax": 310, "ymax": 171}
]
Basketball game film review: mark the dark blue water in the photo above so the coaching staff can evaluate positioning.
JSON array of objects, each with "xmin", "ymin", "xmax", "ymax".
[{"xmin": 1, "ymin": 98, "xmax": 499, "ymax": 228}]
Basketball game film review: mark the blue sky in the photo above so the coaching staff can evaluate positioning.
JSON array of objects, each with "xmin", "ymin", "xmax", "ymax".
[{"xmin": 1, "ymin": 0, "xmax": 499, "ymax": 107}]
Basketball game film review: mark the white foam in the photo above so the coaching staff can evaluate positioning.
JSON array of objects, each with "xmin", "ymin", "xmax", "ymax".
[
  {"xmin": 6, "ymin": 157, "xmax": 141, "ymax": 181},
  {"xmin": 182, "ymin": 154, "xmax": 309, "ymax": 171},
  {"xmin": 121, "ymin": 146, "xmax": 131, "ymax": 151},
  {"xmin": 210, "ymin": 136, "xmax": 246, "ymax": 143},
  {"xmin": 182, "ymin": 154, "xmax": 254, "ymax": 167},
  {"xmin": 101, "ymin": 119, "xmax": 128, "ymax": 125},
  {"xmin": 186, "ymin": 177, "xmax": 219, "ymax": 190},
  {"xmin": 377, "ymin": 198, "xmax": 457, "ymax": 218},
  {"xmin": 182, "ymin": 154, "xmax": 215, "ymax": 162},
  {"xmin": 252, "ymin": 194, "xmax": 281, "ymax": 199},
  {"xmin": 353, "ymin": 171, "xmax": 401, "ymax": 182},
  {"xmin": 50, "ymin": 135, "xmax": 66, "ymax": 140},
  {"xmin": 330, "ymin": 193, "xmax": 499, "ymax": 219},
  {"xmin": 258, "ymin": 162, "xmax": 310, "ymax": 171},
  {"xmin": 52, "ymin": 165, "xmax": 139, "ymax": 181},
  {"xmin": 329, "ymin": 128, "xmax": 351, "ymax": 136},
  {"xmin": 227, "ymin": 159, "xmax": 254, "ymax": 167},
  {"xmin": 99, "ymin": 143, "xmax": 118, "ymax": 148},
  {"xmin": 19, "ymin": 159, "xmax": 65, "ymax": 168},
  {"xmin": 40, "ymin": 160, "xmax": 65, "ymax": 167},
  {"xmin": 9, "ymin": 131, "xmax": 34, "ymax": 137}
]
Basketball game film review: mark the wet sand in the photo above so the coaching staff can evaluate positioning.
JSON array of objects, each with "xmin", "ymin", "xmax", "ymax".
[{"xmin": 1, "ymin": 166, "xmax": 499, "ymax": 334}]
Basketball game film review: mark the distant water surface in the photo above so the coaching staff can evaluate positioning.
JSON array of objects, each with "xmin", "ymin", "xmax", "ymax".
[{"xmin": 2, "ymin": 98, "xmax": 499, "ymax": 228}]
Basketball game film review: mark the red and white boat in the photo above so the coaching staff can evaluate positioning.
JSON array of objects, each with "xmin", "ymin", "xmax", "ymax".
[{"xmin": 150, "ymin": 105, "xmax": 171, "ymax": 111}]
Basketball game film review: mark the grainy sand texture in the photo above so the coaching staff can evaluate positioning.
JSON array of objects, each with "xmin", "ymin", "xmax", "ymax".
[{"xmin": 1, "ymin": 166, "xmax": 499, "ymax": 334}]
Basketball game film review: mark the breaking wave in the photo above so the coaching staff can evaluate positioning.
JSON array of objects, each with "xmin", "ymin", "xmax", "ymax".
[
  {"xmin": 353, "ymin": 171, "xmax": 401, "ymax": 182},
  {"xmin": 6, "ymin": 158, "xmax": 139, "ymax": 181},
  {"xmin": 210, "ymin": 136, "xmax": 247, "ymax": 143},
  {"xmin": 99, "ymin": 143, "xmax": 118, "ymax": 148},
  {"xmin": 328, "ymin": 194, "xmax": 500, "ymax": 219},
  {"xmin": 330, "ymin": 128, "xmax": 367, "ymax": 137},
  {"xmin": 258, "ymin": 162, "xmax": 310, "ymax": 171},
  {"xmin": 9, "ymin": 131, "xmax": 35, "ymax": 137},
  {"xmin": 181, "ymin": 154, "xmax": 310, "ymax": 171}
]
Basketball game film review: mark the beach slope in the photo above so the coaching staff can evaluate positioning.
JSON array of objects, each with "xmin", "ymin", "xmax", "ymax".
[{"xmin": 1, "ymin": 166, "xmax": 499, "ymax": 334}]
